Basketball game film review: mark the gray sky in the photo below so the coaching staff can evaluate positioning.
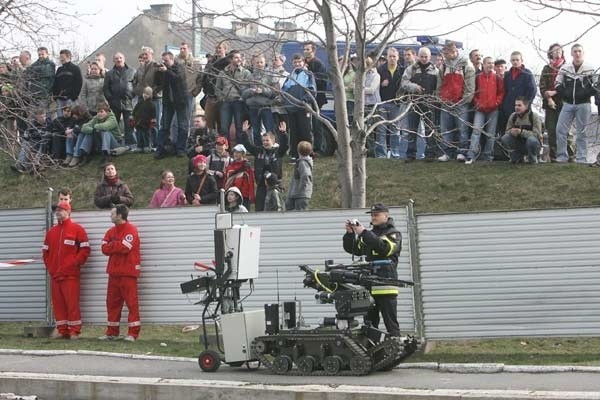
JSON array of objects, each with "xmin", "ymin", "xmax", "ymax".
[{"xmin": 67, "ymin": 0, "xmax": 599, "ymax": 73}]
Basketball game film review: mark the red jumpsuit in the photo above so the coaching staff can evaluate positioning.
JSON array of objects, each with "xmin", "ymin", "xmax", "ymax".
[
  {"xmin": 101, "ymin": 221, "xmax": 141, "ymax": 338},
  {"xmin": 42, "ymin": 218, "xmax": 90, "ymax": 337}
]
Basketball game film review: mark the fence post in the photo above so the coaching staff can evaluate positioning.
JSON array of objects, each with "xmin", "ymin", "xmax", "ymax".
[
  {"xmin": 407, "ymin": 199, "xmax": 424, "ymax": 340},
  {"xmin": 45, "ymin": 187, "xmax": 54, "ymax": 326}
]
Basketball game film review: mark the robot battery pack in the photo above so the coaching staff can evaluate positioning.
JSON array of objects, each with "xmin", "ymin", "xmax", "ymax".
[{"xmin": 180, "ymin": 276, "xmax": 211, "ymax": 294}]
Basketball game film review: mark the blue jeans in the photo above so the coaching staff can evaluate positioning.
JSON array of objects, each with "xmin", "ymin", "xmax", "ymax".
[
  {"xmin": 374, "ymin": 103, "xmax": 401, "ymax": 158},
  {"xmin": 100, "ymin": 131, "xmax": 119, "ymax": 152},
  {"xmin": 401, "ymin": 104, "xmax": 434, "ymax": 160},
  {"xmin": 150, "ymin": 99, "xmax": 162, "ymax": 148},
  {"xmin": 248, "ymin": 106, "xmax": 275, "ymax": 145},
  {"xmin": 56, "ymin": 99, "xmax": 69, "ymax": 118},
  {"xmin": 220, "ymin": 100, "xmax": 245, "ymax": 143},
  {"xmin": 556, "ymin": 102, "xmax": 591, "ymax": 163},
  {"xmin": 501, "ymin": 133, "xmax": 540, "ymax": 163},
  {"xmin": 159, "ymin": 101, "xmax": 189, "ymax": 155},
  {"xmin": 440, "ymin": 104, "xmax": 470, "ymax": 159},
  {"xmin": 135, "ymin": 127, "xmax": 150, "ymax": 149},
  {"xmin": 469, "ymin": 110, "xmax": 498, "ymax": 161},
  {"xmin": 73, "ymin": 134, "xmax": 93, "ymax": 156},
  {"xmin": 66, "ymin": 135, "xmax": 76, "ymax": 156}
]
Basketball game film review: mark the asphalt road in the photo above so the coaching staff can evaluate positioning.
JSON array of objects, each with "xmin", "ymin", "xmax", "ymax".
[{"xmin": 2, "ymin": 354, "xmax": 600, "ymax": 392}]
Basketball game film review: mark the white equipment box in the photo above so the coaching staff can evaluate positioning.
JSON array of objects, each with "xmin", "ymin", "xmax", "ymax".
[
  {"xmin": 221, "ymin": 310, "xmax": 265, "ymax": 362},
  {"xmin": 227, "ymin": 225, "xmax": 260, "ymax": 280}
]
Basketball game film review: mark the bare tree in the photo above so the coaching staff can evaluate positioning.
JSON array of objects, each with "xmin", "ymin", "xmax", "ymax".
[{"xmin": 0, "ymin": 0, "xmax": 80, "ymax": 175}]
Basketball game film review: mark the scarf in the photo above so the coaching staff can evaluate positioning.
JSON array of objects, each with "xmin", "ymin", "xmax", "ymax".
[
  {"xmin": 550, "ymin": 57, "xmax": 564, "ymax": 85},
  {"xmin": 104, "ymin": 175, "xmax": 119, "ymax": 186}
]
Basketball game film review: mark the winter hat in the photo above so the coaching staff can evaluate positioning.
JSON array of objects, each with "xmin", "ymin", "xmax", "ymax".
[
  {"xmin": 232, "ymin": 144, "xmax": 247, "ymax": 154},
  {"xmin": 192, "ymin": 154, "xmax": 208, "ymax": 168},
  {"xmin": 216, "ymin": 136, "xmax": 229, "ymax": 147},
  {"xmin": 226, "ymin": 186, "xmax": 243, "ymax": 199},
  {"xmin": 143, "ymin": 86, "xmax": 153, "ymax": 97},
  {"xmin": 55, "ymin": 201, "xmax": 71, "ymax": 213}
]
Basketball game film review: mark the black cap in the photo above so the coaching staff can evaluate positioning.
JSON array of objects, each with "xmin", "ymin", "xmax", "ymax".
[{"xmin": 366, "ymin": 203, "xmax": 389, "ymax": 214}]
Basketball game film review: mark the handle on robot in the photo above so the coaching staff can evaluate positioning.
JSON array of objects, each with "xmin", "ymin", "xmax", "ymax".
[{"xmin": 194, "ymin": 261, "xmax": 215, "ymax": 272}]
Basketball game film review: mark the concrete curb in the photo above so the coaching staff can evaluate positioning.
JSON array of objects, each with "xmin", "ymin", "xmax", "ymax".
[
  {"xmin": 2, "ymin": 372, "xmax": 600, "ymax": 400},
  {"xmin": 3, "ymin": 349, "xmax": 600, "ymax": 373}
]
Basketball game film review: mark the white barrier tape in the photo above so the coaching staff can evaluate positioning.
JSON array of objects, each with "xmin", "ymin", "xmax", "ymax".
[{"xmin": 0, "ymin": 259, "xmax": 38, "ymax": 268}]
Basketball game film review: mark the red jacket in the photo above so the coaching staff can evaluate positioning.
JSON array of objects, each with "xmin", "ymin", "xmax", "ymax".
[
  {"xmin": 474, "ymin": 71, "xmax": 504, "ymax": 113},
  {"xmin": 224, "ymin": 160, "xmax": 256, "ymax": 203},
  {"xmin": 101, "ymin": 221, "xmax": 141, "ymax": 277},
  {"xmin": 42, "ymin": 218, "xmax": 90, "ymax": 280}
]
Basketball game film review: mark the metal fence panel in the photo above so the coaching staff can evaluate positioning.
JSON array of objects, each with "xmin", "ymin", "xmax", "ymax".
[
  {"xmin": 417, "ymin": 208, "xmax": 600, "ymax": 339},
  {"xmin": 0, "ymin": 208, "xmax": 47, "ymax": 321}
]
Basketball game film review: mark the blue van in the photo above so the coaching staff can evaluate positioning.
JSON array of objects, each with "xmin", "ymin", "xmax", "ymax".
[{"xmin": 278, "ymin": 37, "xmax": 462, "ymax": 155}]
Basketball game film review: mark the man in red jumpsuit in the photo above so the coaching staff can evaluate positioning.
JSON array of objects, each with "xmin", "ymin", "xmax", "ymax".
[
  {"xmin": 42, "ymin": 201, "xmax": 90, "ymax": 339},
  {"xmin": 99, "ymin": 204, "xmax": 141, "ymax": 342}
]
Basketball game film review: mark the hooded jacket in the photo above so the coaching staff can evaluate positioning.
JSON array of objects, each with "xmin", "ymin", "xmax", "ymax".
[
  {"xmin": 42, "ymin": 217, "xmax": 90, "ymax": 280},
  {"xmin": 437, "ymin": 53, "xmax": 476, "ymax": 105},
  {"xmin": 473, "ymin": 71, "xmax": 504, "ymax": 113}
]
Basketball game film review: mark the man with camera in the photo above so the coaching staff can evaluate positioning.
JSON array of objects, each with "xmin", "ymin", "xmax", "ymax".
[{"xmin": 343, "ymin": 203, "xmax": 402, "ymax": 336}]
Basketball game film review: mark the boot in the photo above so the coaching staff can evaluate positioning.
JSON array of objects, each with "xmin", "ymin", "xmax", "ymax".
[
  {"xmin": 68, "ymin": 156, "xmax": 80, "ymax": 167},
  {"xmin": 62, "ymin": 155, "xmax": 72, "ymax": 166},
  {"xmin": 100, "ymin": 151, "xmax": 112, "ymax": 164},
  {"xmin": 79, "ymin": 152, "xmax": 89, "ymax": 166}
]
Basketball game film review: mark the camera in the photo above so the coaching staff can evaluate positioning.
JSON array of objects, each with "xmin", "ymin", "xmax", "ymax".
[{"xmin": 348, "ymin": 219, "xmax": 360, "ymax": 226}]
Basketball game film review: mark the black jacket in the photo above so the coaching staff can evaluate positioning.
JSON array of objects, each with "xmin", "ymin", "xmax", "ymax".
[
  {"xmin": 52, "ymin": 62, "xmax": 83, "ymax": 101},
  {"xmin": 306, "ymin": 57, "xmax": 328, "ymax": 109},
  {"xmin": 103, "ymin": 65, "xmax": 136, "ymax": 111},
  {"xmin": 159, "ymin": 62, "xmax": 188, "ymax": 109},
  {"xmin": 185, "ymin": 172, "xmax": 218, "ymax": 204},
  {"xmin": 343, "ymin": 217, "xmax": 402, "ymax": 280},
  {"xmin": 242, "ymin": 131, "xmax": 289, "ymax": 186},
  {"xmin": 377, "ymin": 62, "xmax": 404, "ymax": 102},
  {"xmin": 132, "ymin": 98, "xmax": 156, "ymax": 129},
  {"xmin": 201, "ymin": 56, "xmax": 229, "ymax": 97}
]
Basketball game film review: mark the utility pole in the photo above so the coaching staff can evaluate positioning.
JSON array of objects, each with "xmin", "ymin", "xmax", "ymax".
[{"xmin": 192, "ymin": 0, "xmax": 201, "ymax": 57}]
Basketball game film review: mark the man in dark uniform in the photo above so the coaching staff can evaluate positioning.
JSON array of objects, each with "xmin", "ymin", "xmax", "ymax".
[{"xmin": 343, "ymin": 203, "xmax": 402, "ymax": 336}]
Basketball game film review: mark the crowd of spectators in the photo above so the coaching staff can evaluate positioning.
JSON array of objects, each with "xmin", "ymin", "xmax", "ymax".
[{"xmin": 2, "ymin": 38, "xmax": 600, "ymax": 212}]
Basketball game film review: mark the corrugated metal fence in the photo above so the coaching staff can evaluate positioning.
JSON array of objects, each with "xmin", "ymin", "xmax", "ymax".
[
  {"xmin": 2, "ymin": 205, "xmax": 600, "ymax": 340},
  {"xmin": 0, "ymin": 206, "xmax": 414, "ymax": 332}
]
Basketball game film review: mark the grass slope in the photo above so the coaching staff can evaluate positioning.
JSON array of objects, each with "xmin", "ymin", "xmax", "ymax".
[{"xmin": 2, "ymin": 153, "xmax": 600, "ymax": 213}]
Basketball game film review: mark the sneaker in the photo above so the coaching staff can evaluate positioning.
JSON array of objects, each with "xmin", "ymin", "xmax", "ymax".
[
  {"xmin": 98, "ymin": 334, "xmax": 118, "ymax": 341},
  {"xmin": 464, "ymin": 159, "xmax": 474, "ymax": 165},
  {"xmin": 10, "ymin": 165, "xmax": 27, "ymax": 173},
  {"xmin": 123, "ymin": 335, "xmax": 136, "ymax": 342},
  {"xmin": 456, "ymin": 154, "xmax": 466, "ymax": 162},
  {"xmin": 143, "ymin": 147, "xmax": 154, "ymax": 154},
  {"xmin": 437, "ymin": 154, "xmax": 450, "ymax": 162},
  {"xmin": 62, "ymin": 155, "xmax": 73, "ymax": 166},
  {"xmin": 50, "ymin": 329, "xmax": 66, "ymax": 339},
  {"xmin": 130, "ymin": 147, "xmax": 143, "ymax": 153},
  {"xmin": 69, "ymin": 334, "xmax": 81, "ymax": 340}
]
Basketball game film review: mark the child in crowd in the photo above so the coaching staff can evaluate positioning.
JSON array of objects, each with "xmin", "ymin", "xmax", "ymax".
[
  {"xmin": 225, "ymin": 186, "xmax": 248, "ymax": 213},
  {"xmin": 224, "ymin": 144, "xmax": 255, "ymax": 210},
  {"xmin": 185, "ymin": 154, "xmax": 218, "ymax": 205},
  {"xmin": 11, "ymin": 108, "xmax": 51, "ymax": 173},
  {"xmin": 131, "ymin": 86, "xmax": 156, "ymax": 153},
  {"xmin": 50, "ymin": 103, "xmax": 75, "ymax": 163},
  {"xmin": 67, "ymin": 105, "xmax": 93, "ymax": 167},
  {"xmin": 286, "ymin": 141, "xmax": 313, "ymax": 210},
  {"xmin": 207, "ymin": 136, "xmax": 232, "ymax": 188},
  {"xmin": 80, "ymin": 103, "xmax": 121, "ymax": 164},
  {"xmin": 149, "ymin": 169, "xmax": 186, "ymax": 208},
  {"xmin": 263, "ymin": 172, "xmax": 285, "ymax": 212},
  {"xmin": 242, "ymin": 120, "xmax": 288, "ymax": 211}
]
